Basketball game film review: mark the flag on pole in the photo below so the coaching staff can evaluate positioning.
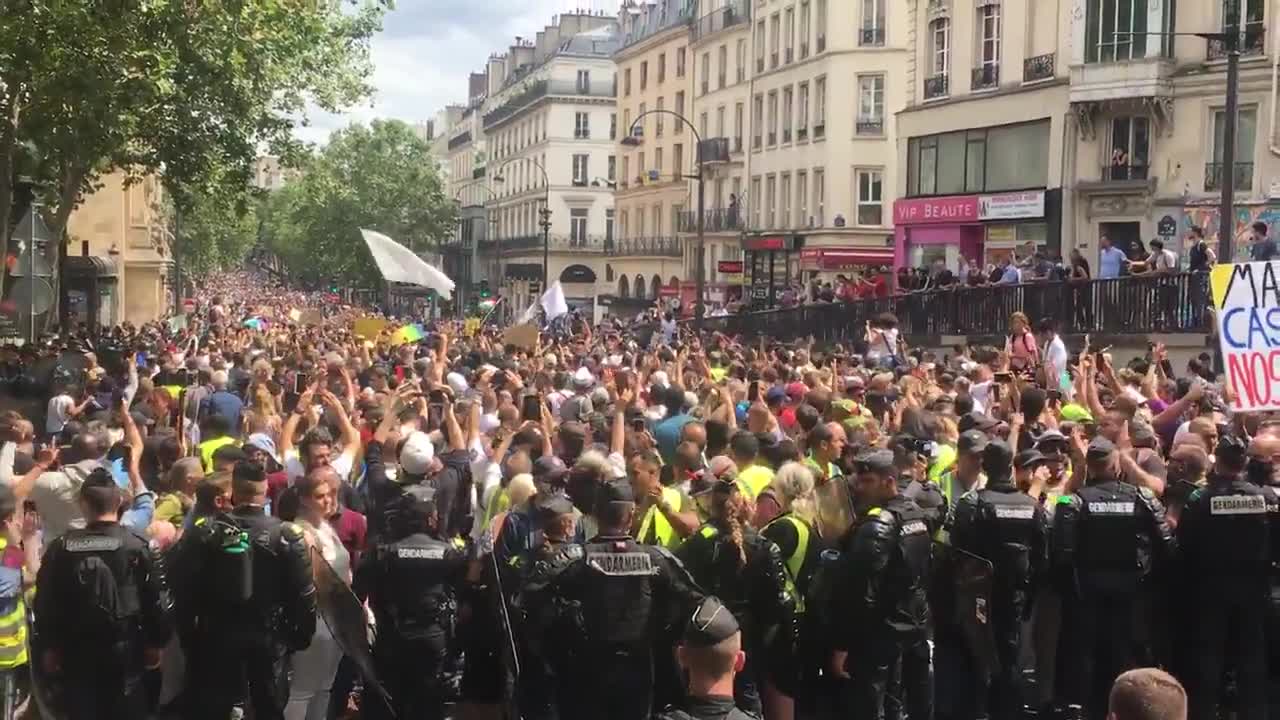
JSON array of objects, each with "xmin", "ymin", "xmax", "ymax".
[{"xmin": 541, "ymin": 282, "xmax": 569, "ymax": 321}]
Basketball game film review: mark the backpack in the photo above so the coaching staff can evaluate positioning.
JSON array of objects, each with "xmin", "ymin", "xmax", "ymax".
[
  {"xmin": 61, "ymin": 531, "xmax": 139, "ymax": 639},
  {"xmin": 199, "ymin": 515, "xmax": 255, "ymax": 606}
]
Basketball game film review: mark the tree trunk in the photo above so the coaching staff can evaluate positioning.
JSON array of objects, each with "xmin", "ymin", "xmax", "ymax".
[{"xmin": 42, "ymin": 164, "xmax": 87, "ymax": 334}]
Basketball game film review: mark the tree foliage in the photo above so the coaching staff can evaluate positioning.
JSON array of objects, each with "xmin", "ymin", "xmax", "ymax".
[
  {"xmin": 174, "ymin": 190, "xmax": 262, "ymax": 278},
  {"xmin": 261, "ymin": 119, "xmax": 456, "ymax": 287},
  {"xmin": 0, "ymin": 0, "xmax": 386, "ymax": 289}
]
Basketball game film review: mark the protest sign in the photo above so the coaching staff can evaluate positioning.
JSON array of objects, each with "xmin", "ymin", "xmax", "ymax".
[
  {"xmin": 299, "ymin": 309, "xmax": 323, "ymax": 326},
  {"xmin": 1212, "ymin": 260, "xmax": 1280, "ymax": 411},
  {"xmin": 353, "ymin": 317, "xmax": 388, "ymax": 339},
  {"xmin": 464, "ymin": 317, "xmax": 481, "ymax": 337},
  {"xmin": 502, "ymin": 324, "xmax": 539, "ymax": 351}
]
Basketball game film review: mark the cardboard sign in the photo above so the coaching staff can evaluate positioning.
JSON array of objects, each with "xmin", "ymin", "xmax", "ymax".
[
  {"xmin": 353, "ymin": 317, "xmax": 388, "ymax": 340},
  {"xmin": 288, "ymin": 308, "xmax": 302, "ymax": 322},
  {"xmin": 1212, "ymin": 260, "xmax": 1280, "ymax": 411},
  {"xmin": 464, "ymin": 317, "xmax": 482, "ymax": 337},
  {"xmin": 502, "ymin": 324, "xmax": 539, "ymax": 351},
  {"xmin": 299, "ymin": 309, "xmax": 323, "ymax": 326}
]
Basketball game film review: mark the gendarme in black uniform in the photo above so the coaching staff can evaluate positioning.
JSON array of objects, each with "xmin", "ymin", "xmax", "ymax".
[
  {"xmin": 35, "ymin": 469, "xmax": 172, "ymax": 720},
  {"xmin": 518, "ymin": 480, "xmax": 704, "ymax": 720},
  {"xmin": 1178, "ymin": 435, "xmax": 1277, "ymax": 720},
  {"xmin": 947, "ymin": 442, "xmax": 1050, "ymax": 720},
  {"xmin": 832, "ymin": 449, "xmax": 933, "ymax": 720},
  {"xmin": 356, "ymin": 484, "xmax": 468, "ymax": 720},
  {"xmin": 170, "ymin": 462, "xmax": 315, "ymax": 720},
  {"xmin": 1052, "ymin": 437, "xmax": 1174, "ymax": 720},
  {"xmin": 655, "ymin": 597, "xmax": 759, "ymax": 720}
]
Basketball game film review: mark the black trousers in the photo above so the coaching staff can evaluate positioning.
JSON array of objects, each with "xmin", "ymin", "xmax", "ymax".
[
  {"xmin": 1058, "ymin": 591, "xmax": 1141, "ymax": 720},
  {"xmin": 847, "ymin": 631, "xmax": 932, "ymax": 720},
  {"xmin": 184, "ymin": 634, "xmax": 288, "ymax": 720},
  {"xmin": 558, "ymin": 649, "xmax": 653, "ymax": 720},
  {"xmin": 366, "ymin": 628, "xmax": 450, "ymax": 720},
  {"xmin": 63, "ymin": 647, "xmax": 147, "ymax": 720},
  {"xmin": 1188, "ymin": 586, "xmax": 1269, "ymax": 720}
]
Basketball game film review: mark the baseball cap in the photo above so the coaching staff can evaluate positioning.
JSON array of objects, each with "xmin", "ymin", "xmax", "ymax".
[
  {"xmin": 399, "ymin": 431, "xmax": 435, "ymax": 478},
  {"xmin": 532, "ymin": 490, "xmax": 575, "ymax": 517},
  {"xmin": 246, "ymin": 433, "xmax": 280, "ymax": 464},
  {"xmin": 958, "ymin": 411, "xmax": 1001, "ymax": 433},
  {"xmin": 981, "ymin": 441, "xmax": 1014, "ymax": 477},
  {"xmin": 683, "ymin": 596, "xmax": 741, "ymax": 648},
  {"xmin": 958, "ymin": 430, "xmax": 990, "ymax": 455},
  {"xmin": 1059, "ymin": 403, "xmax": 1094, "ymax": 423},
  {"xmin": 1033, "ymin": 429, "xmax": 1068, "ymax": 448},
  {"xmin": 395, "ymin": 484, "xmax": 438, "ymax": 517},
  {"xmin": 1086, "ymin": 436, "xmax": 1116, "ymax": 463},
  {"xmin": 854, "ymin": 448, "xmax": 896, "ymax": 476},
  {"xmin": 572, "ymin": 367, "xmax": 595, "ymax": 388},
  {"xmin": 533, "ymin": 455, "xmax": 570, "ymax": 484},
  {"xmin": 598, "ymin": 479, "xmax": 636, "ymax": 504},
  {"xmin": 1013, "ymin": 449, "xmax": 1048, "ymax": 469},
  {"xmin": 765, "ymin": 386, "xmax": 787, "ymax": 405},
  {"xmin": 785, "ymin": 382, "xmax": 808, "ymax": 401}
]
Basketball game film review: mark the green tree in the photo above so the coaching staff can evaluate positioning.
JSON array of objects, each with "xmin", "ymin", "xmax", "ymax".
[
  {"xmin": 0, "ymin": 0, "xmax": 385, "ymax": 298},
  {"xmin": 262, "ymin": 119, "xmax": 456, "ymax": 287},
  {"xmin": 174, "ymin": 191, "xmax": 262, "ymax": 278}
]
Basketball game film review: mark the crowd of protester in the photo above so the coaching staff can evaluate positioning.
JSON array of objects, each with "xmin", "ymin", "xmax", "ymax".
[{"xmin": 0, "ymin": 266, "xmax": 1270, "ymax": 720}]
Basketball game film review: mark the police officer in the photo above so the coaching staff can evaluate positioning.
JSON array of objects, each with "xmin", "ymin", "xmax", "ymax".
[
  {"xmin": 830, "ymin": 448, "xmax": 933, "ymax": 720},
  {"xmin": 892, "ymin": 434, "xmax": 947, "ymax": 535},
  {"xmin": 654, "ymin": 596, "xmax": 759, "ymax": 720},
  {"xmin": 170, "ymin": 460, "xmax": 316, "ymax": 720},
  {"xmin": 34, "ymin": 467, "xmax": 172, "ymax": 720},
  {"xmin": 519, "ymin": 479, "xmax": 704, "ymax": 720},
  {"xmin": 356, "ymin": 484, "xmax": 468, "ymax": 720},
  {"xmin": 1178, "ymin": 434, "xmax": 1276, "ymax": 720},
  {"xmin": 948, "ymin": 442, "xmax": 1050, "ymax": 720},
  {"xmin": 1052, "ymin": 437, "xmax": 1174, "ymax": 720},
  {"xmin": 678, "ymin": 472, "xmax": 793, "ymax": 716}
]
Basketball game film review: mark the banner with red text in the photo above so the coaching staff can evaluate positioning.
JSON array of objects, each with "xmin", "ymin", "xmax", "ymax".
[{"xmin": 1213, "ymin": 260, "xmax": 1280, "ymax": 412}]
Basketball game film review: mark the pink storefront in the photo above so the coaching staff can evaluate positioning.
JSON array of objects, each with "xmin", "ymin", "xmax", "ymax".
[{"xmin": 892, "ymin": 190, "xmax": 1052, "ymax": 273}]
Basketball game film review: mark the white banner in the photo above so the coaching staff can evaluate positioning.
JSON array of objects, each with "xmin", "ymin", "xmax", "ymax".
[
  {"xmin": 360, "ymin": 229, "xmax": 455, "ymax": 300},
  {"xmin": 978, "ymin": 191, "xmax": 1045, "ymax": 221}
]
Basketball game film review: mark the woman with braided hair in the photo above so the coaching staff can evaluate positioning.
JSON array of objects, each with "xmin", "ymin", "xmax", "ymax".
[{"xmin": 677, "ymin": 465, "xmax": 796, "ymax": 718}]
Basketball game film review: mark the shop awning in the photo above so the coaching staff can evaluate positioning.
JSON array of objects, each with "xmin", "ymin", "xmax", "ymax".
[
  {"xmin": 802, "ymin": 247, "xmax": 894, "ymax": 270},
  {"xmin": 505, "ymin": 263, "xmax": 542, "ymax": 281},
  {"xmin": 63, "ymin": 255, "xmax": 118, "ymax": 278}
]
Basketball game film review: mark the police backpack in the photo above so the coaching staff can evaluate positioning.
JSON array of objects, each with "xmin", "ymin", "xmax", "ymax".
[{"xmin": 59, "ymin": 530, "xmax": 140, "ymax": 638}]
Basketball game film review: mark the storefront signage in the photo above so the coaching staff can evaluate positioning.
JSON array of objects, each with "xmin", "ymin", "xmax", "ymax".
[
  {"xmin": 717, "ymin": 260, "xmax": 744, "ymax": 274},
  {"xmin": 801, "ymin": 247, "xmax": 894, "ymax": 270},
  {"xmin": 743, "ymin": 235, "xmax": 799, "ymax": 251},
  {"xmin": 893, "ymin": 195, "xmax": 980, "ymax": 225},
  {"xmin": 978, "ymin": 191, "xmax": 1045, "ymax": 220},
  {"xmin": 1213, "ymin": 260, "xmax": 1280, "ymax": 412}
]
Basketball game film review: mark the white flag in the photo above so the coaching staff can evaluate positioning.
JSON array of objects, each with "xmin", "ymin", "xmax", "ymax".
[
  {"xmin": 360, "ymin": 229, "xmax": 455, "ymax": 300},
  {"xmin": 519, "ymin": 300, "xmax": 540, "ymax": 325},
  {"xmin": 540, "ymin": 282, "xmax": 569, "ymax": 321}
]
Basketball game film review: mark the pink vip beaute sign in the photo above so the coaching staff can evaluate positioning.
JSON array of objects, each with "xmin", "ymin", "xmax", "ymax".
[{"xmin": 893, "ymin": 195, "xmax": 981, "ymax": 225}]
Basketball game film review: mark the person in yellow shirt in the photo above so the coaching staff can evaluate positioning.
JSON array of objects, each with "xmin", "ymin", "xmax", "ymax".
[
  {"xmin": 628, "ymin": 448, "xmax": 698, "ymax": 549},
  {"xmin": 731, "ymin": 432, "xmax": 774, "ymax": 501}
]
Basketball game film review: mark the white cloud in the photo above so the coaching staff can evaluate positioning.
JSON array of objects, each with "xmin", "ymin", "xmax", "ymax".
[{"xmin": 297, "ymin": 0, "xmax": 616, "ymax": 144}]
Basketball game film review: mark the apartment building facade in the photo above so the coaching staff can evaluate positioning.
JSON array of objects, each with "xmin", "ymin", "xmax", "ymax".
[
  {"xmin": 679, "ymin": 0, "xmax": 751, "ymax": 304},
  {"xmin": 608, "ymin": 0, "xmax": 696, "ymax": 314},
  {"xmin": 1068, "ymin": 0, "xmax": 1279, "ymax": 264},
  {"xmin": 741, "ymin": 0, "xmax": 909, "ymax": 307},
  {"xmin": 891, "ymin": 0, "xmax": 1071, "ymax": 274}
]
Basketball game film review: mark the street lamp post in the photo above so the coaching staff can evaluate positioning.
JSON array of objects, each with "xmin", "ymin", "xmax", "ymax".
[
  {"xmin": 454, "ymin": 183, "xmax": 501, "ymax": 319},
  {"xmin": 624, "ymin": 109, "xmax": 707, "ymax": 332},
  {"xmin": 492, "ymin": 157, "xmax": 552, "ymax": 291}
]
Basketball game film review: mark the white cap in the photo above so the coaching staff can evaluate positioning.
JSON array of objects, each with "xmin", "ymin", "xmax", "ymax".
[
  {"xmin": 398, "ymin": 431, "xmax": 435, "ymax": 478},
  {"xmin": 572, "ymin": 366, "xmax": 595, "ymax": 387},
  {"xmin": 651, "ymin": 370, "xmax": 670, "ymax": 388},
  {"xmin": 447, "ymin": 371, "xmax": 469, "ymax": 395}
]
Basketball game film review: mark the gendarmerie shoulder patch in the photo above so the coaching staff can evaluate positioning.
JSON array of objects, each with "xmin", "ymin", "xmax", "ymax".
[
  {"xmin": 587, "ymin": 551, "xmax": 657, "ymax": 576},
  {"xmin": 65, "ymin": 536, "xmax": 122, "ymax": 553},
  {"xmin": 396, "ymin": 546, "xmax": 446, "ymax": 560},
  {"xmin": 1210, "ymin": 494, "xmax": 1268, "ymax": 515},
  {"xmin": 1087, "ymin": 501, "xmax": 1135, "ymax": 515},
  {"xmin": 994, "ymin": 505, "xmax": 1035, "ymax": 520}
]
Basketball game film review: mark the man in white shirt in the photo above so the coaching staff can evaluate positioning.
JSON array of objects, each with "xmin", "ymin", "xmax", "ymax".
[
  {"xmin": 1039, "ymin": 318, "xmax": 1072, "ymax": 400},
  {"xmin": 45, "ymin": 386, "xmax": 87, "ymax": 438}
]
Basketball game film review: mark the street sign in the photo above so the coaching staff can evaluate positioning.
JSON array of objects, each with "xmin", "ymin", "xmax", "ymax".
[{"xmin": 1157, "ymin": 215, "xmax": 1177, "ymax": 237}]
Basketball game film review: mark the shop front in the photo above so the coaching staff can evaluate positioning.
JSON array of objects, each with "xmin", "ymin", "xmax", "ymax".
[
  {"xmin": 800, "ymin": 247, "xmax": 895, "ymax": 276},
  {"xmin": 893, "ymin": 190, "xmax": 1059, "ymax": 272},
  {"xmin": 742, "ymin": 234, "xmax": 803, "ymax": 310}
]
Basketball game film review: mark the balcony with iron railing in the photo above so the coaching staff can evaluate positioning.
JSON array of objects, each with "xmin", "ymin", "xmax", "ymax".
[
  {"xmin": 1205, "ymin": 161, "xmax": 1255, "ymax": 192},
  {"xmin": 604, "ymin": 236, "xmax": 683, "ymax": 257},
  {"xmin": 692, "ymin": 0, "xmax": 751, "ymax": 41},
  {"xmin": 479, "ymin": 234, "xmax": 611, "ymax": 254},
  {"xmin": 1103, "ymin": 163, "xmax": 1149, "ymax": 182},
  {"xmin": 1207, "ymin": 28, "xmax": 1266, "ymax": 60},
  {"xmin": 924, "ymin": 74, "xmax": 949, "ymax": 100},
  {"xmin": 1023, "ymin": 53, "xmax": 1055, "ymax": 82},
  {"xmin": 971, "ymin": 65, "xmax": 999, "ymax": 91},
  {"xmin": 447, "ymin": 130, "xmax": 472, "ymax": 151},
  {"xmin": 856, "ymin": 117, "xmax": 884, "ymax": 136},
  {"xmin": 483, "ymin": 79, "xmax": 615, "ymax": 129},
  {"xmin": 677, "ymin": 208, "xmax": 745, "ymax": 233},
  {"xmin": 860, "ymin": 27, "xmax": 885, "ymax": 46}
]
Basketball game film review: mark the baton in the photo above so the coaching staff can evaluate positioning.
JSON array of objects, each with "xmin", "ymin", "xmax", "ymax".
[{"xmin": 487, "ymin": 537, "xmax": 523, "ymax": 720}]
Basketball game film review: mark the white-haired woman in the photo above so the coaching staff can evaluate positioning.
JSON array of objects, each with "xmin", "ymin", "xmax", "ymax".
[{"xmin": 760, "ymin": 461, "xmax": 822, "ymax": 720}]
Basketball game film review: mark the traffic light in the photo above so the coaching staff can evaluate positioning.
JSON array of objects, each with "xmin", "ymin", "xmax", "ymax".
[{"xmin": 478, "ymin": 280, "xmax": 491, "ymax": 299}]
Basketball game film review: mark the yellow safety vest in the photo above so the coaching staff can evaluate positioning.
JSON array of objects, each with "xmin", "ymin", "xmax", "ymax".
[
  {"xmin": 928, "ymin": 445, "xmax": 957, "ymax": 485},
  {"xmin": 637, "ymin": 486, "xmax": 684, "ymax": 551},
  {"xmin": 763, "ymin": 513, "xmax": 811, "ymax": 614},
  {"xmin": 198, "ymin": 436, "xmax": 238, "ymax": 473},
  {"xmin": 737, "ymin": 465, "xmax": 774, "ymax": 500},
  {"xmin": 0, "ymin": 538, "xmax": 28, "ymax": 670},
  {"xmin": 162, "ymin": 385, "xmax": 183, "ymax": 401},
  {"xmin": 483, "ymin": 488, "xmax": 511, "ymax": 528}
]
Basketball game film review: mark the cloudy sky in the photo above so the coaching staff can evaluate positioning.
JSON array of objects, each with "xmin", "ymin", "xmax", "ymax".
[{"xmin": 295, "ymin": 0, "xmax": 618, "ymax": 144}]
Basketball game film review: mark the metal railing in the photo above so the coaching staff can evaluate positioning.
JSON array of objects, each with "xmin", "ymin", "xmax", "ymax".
[
  {"xmin": 692, "ymin": 0, "xmax": 751, "ymax": 41},
  {"xmin": 483, "ymin": 79, "xmax": 615, "ymax": 129},
  {"xmin": 447, "ymin": 130, "xmax": 472, "ymax": 151},
  {"xmin": 1208, "ymin": 29, "xmax": 1265, "ymax": 60},
  {"xmin": 677, "ymin": 208, "xmax": 744, "ymax": 233},
  {"xmin": 924, "ymin": 74, "xmax": 949, "ymax": 100},
  {"xmin": 605, "ymin": 236, "xmax": 682, "ymax": 257},
  {"xmin": 971, "ymin": 65, "xmax": 999, "ymax": 90},
  {"xmin": 1205, "ymin": 161, "xmax": 1254, "ymax": 192},
  {"xmin": 479, "ymin": 234, "xmax": 611, "ymax": 253},
  {"xmin": 1023, "ymin": 52, "xmax": 1055, "ymax": 82},
  {"xmin": 699, "ymin": 273, "xmax": 1212, "ymax": 341},
  {"xmin": 856, "ymin": 118, "xmax": 884, "ymax": 136},
  {"xmin": 1103, "ymin": 163, "xmax": 1149, "ymax": 181}
]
